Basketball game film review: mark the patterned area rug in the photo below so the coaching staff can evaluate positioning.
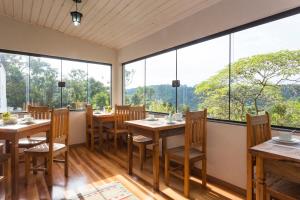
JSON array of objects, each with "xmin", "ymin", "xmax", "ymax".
[{"xmin": 65, "ymin": 182, "xmax": 139, "ymax": 200}]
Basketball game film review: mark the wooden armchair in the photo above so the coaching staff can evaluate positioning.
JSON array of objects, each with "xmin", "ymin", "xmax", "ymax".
[
  {"xmin": 24, "ymin": 108, "xmax": 69, "ymax": 186},
  {"xmin": 0, "ymin": 153, "xmax": 11, "ymax": 200},
  {"xmin": 129, "ymin": 105, "xmax": 153, "ymax": 170},
  {"xmin": 18, "ymin": 105, "xmax": 50, "ymax": 149},
  {"xmin": 85, "ymin": 104, "xmax": 99, "ymax": 150},
  {"xmin": 165, "ymin": 109, "xmax": 207, "ymax": 198},
  {"xmin": 246, "ymin": 112, "xmax": 271, "ymax": 200},
  {"xmin": 107, "ymin": 105, "xmax": 130, "ymax": 151}
]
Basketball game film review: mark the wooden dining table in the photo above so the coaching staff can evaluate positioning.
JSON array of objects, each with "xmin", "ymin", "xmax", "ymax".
[
  {"xmin": 0, "ymin": 119, "xmax": 50, "ymax": 200},
  {"xmin": 125, "ymin": 118, "xmax": 185, "ymax": 191},
  {"xmin": 93, "ymin": 113, "xmax": 114, "ymax": 151},
  {"xmin": 250, "ymin": 137, "xmax": 300, "ymax": 200}
]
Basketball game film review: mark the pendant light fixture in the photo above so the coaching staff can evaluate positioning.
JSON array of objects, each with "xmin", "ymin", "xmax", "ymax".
[{"xmin": 70, "ymin": 0, "xmax": 83, "ymax": 26}]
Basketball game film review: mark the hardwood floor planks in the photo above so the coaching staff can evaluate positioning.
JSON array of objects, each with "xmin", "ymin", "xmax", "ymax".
[{"xmin": 9, "ymin": 144, "xmax": 245, "ymax": 200}]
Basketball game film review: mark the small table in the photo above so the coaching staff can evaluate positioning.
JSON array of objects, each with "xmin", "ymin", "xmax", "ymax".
[
  {"xmin": 0, "ymin": 119, "xmax": 50, "ymax": 200},
  {"xmin": 93, "ymin": 113, "xmax": 115, "ymax": 151},
  {"xmin": 125, "ymin": 118, "xmax": 185, "ymax": 191},
  {"xmin": 250, "ymin": 139, "xmax": 300, "ymax": 200}
]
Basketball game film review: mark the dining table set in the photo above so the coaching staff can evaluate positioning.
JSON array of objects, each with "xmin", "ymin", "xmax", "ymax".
[{"xmin": 0, "ymin": 115, "xmax": 50, "ymax": 199}]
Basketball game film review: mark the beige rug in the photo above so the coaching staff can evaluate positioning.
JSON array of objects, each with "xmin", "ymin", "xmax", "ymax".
[{"xmin": 64, "ymin": 181, "xmax": 139, "ymax": 200}]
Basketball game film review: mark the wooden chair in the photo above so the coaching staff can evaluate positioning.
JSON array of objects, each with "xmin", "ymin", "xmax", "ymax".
[
  {"xmin": 18, "ymin": 105, "xmax": 50, "ymax": 149},
  {"xmin": 0, "ymin": 153, "xmax": 11, "ymax": 200},
  {"xmin": 129, "ymin": 105, "xmax": 153, "ymax": 170},
  {"xmin": 24, "ymin": 108, "xmax": 69, "ymax": 186},
  {"xmin": 107, "ymin": 105, "xmax": 130, "ymax": 151},
  {"xmin": 165, "ymin": 109, "xmax": 207, "ymax": 198},
  {"xmin": 85, "ymin": 104, "xmax": 99, "ymax": 151},
  {"xmin": 246, "ymin": 112, "xmax": 271, "ymax": 200}
]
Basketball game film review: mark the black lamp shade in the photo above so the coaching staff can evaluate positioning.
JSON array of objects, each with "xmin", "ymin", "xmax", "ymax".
[
  {"xmin": 71, "ymin": 11, "xmax": 82, "ymax": 26},
  {"xmin": 172, "ymin": 80, "xmax": 180, "ymax": 87},
  {"xmin": 58, "ymin": 81, "xmax": 66, "ymax": 88}
]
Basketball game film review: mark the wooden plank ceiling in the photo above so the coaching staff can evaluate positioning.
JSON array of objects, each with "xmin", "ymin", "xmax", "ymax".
[{"xmin": 0, "ymin": 0, "xmax": 220, "ymax": 49}]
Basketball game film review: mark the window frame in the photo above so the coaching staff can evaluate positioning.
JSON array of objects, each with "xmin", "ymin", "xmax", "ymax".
[
  {"xmin": 122, "ymin": 6, "xmax": 300, "ymax": 131},
  {"xmin": 0, "ymin": 49, "xmax": 112, "ymax": 111}
]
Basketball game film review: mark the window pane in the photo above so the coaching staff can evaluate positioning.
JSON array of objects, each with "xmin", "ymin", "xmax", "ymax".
[
  {"xmin": 146, "ymin": 51, "xmax": 176, "ymax": 113},
  {"xmin": 88, "ymin": 63, "xmax": 111, "ymax": 109},
  {"xmin": 123, "ymin": 60, "xmax": 145, "ymax": 105},
  {"xmin": 29, "ymin": 57, "xmax": 61, "ymax": 107},
  {"xmin": 177, "ymin": 36, "xmax": 230, "ymax": 119},
  {"xmin": 62, "ymin": 60, "xmax": 87, "ymax": 109},
  {"xmin": 0, "ymin": 53, "xmax": 29, "ymax": 112},
  {"xmin": 231, "ymin": 14, "xmax": 300, "ymax": 127}
]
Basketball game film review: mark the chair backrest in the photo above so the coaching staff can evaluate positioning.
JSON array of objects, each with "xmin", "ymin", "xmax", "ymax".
[
  {"xmin": 246, "ymin": 112, "xmax": 271, "ymax": 149},
  {"xmin": 27, "ymin": 105, "xmax": 50, "ymax": 119},
  {"xmin": 49, "ymin": 108, "xmax": 69, "ymax": 151},
  {"xmin": 114, "ymin": 105, "xmax": 130, "ymax": 129},
  {"xmin": 184, "ymin": 109, "xmax": 207, "ymax": 153},
  {"xmin": 129, "ymin": 105, "xmax": 145, "ymax": 120},
  {"xmin": 85, "ymin": 104, "xmax": 93, "ymax": 129}
]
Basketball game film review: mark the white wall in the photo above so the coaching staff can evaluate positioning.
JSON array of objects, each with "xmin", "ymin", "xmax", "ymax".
[{"xmin": 0, "ymin": 16, "xmax": 119, "ymax": 106}]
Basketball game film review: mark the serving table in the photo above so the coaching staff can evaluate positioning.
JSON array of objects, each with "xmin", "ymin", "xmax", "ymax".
[
  {"xmin": 93, "ymin": 113, "xmax": 115, "ymax": 151},
  {"xmin": 250, "ymin": 138, "xmax": 300, "ymax": 200},
  {"xmin": 125, "ymin": 118, "xmax": 185, "ymax": 191},
  {"xmin": 0, "ymin": 119, "xmax": 50, "ymax": 200}
]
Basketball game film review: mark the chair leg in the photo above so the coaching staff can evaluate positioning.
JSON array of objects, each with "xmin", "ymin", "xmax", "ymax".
[
  {"xmin": 114, "ymin": 134, "xmax": 118, "ymax": 151},
  {"xmin": 47, "ymin": 158, "xmax": 53, "ymax": 186},
  {"xmin": 4, "ymin": 158, "xmax": 11, "ymax": 200},
  {"xmin": 139, "ymin": 144, "xmax": 145, "ymax": 170},
  {"xmin": 164, "ymin": 152, "xmax": 170, "ymax": 186},
  {"xmin": 65, "ymin": 151, "xmax": 69, "ymax": 177},
  {"xmin": 202, "ymin": 158, "xmax": 207, "ymax": 187},
  {"xmin": 44, "ymin": 158, "xmax": 48, "ymax": 175},
  {"xmin": 86, "ymin": 131, "xmax": 89, "ymax": 148},
  {"xmin": 91, "ymin": 131, "xmax": 95, "ymax": 151},
  {"xmin": 25, "ymin": 154, "xmax": 30, "ymax": 185},
  {"xmin": 32, "ymin": 157, "xmax": 38, "ymax": 175},
  {"xmin": 184, "ymin": 160, "xmax": 190, "ymax": 198}
]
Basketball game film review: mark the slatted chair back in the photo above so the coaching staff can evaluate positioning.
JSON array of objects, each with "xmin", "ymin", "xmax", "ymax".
[
  {"xmin": 85, "ymin": 104, "xmax": 93, "ymax": 129},
  {"xmin": 114, "ymin": 105, "xmax": 130, "ymax": 130},
  {"xmin": 50, "ymin": 108, "xmax": 69, "ymax": 149},
  {"xmin": 27, "ymin": 105, "xmax": 50, "ymax": 119},
  {"xmin": 129, "ymin": 105, "xmax": 146, "ymax": 120},
  {"xmin": 184, "ymin": 109, "xmax": 207, "ymax": 152},
  {"xmin": 246, "ymin": 112, "xmax": 271, "ymax": 149}
]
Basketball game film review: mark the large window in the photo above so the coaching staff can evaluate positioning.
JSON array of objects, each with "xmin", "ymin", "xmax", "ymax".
[
  {"xmin": 123, "ymin": 11, "xmax": 300, "ymax": 129},
  {"xmin": 177, "ymin": 36, "xmax": 230, "ymax": 119},
  {"xmin": 0, "ymin": 52, "xmax": 112, "ymax": 111}
]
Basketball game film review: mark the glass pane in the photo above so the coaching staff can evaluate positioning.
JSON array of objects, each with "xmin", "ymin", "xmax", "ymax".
[
  {"xmin": 123, "ymin": 60, "xmax": 145, "ymax": 106},
  {"xmin": 177, "ymin": 35, "xmax": 230, "ymax": 119},
  {"xmin": 231, "ymin": 14, "xmax": 300, "ymax": 127},
  {"xmin": 0, "ymin": 53, "xmax": 29, "ymax": 112},
  {"xmin": 88, "ymin": 63, "xmax": 111, "ymax": 109},
  {"xmin": 62, "ymin": 60, "xmax": 87, "ymax": 109},
  {"xmin": 29, "ymin": 57, "xmax": 61, "ymax": 108},
  {"xmin": 146, "ymin": 51, "xmax": 176, "ymax": 113}
]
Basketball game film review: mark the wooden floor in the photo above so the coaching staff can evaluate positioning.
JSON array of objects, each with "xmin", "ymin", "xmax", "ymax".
[{"xmin": 9, "ymin": 144, "xmax": 245, "ymax": 200}]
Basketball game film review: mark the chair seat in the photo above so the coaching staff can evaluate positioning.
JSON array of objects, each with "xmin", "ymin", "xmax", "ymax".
[
  {"xmin": 168, "ymin": 146, "xmax": 205, "ymax": 163},
  {"xmin": 24, "ymin": 143, "xmax": 66, "ymax": 153},
  {"xmin": 267, "ymin": 179, "xmax": 300, "ymax": 200},
  {"xmin": 18, "ymin": 137, "xmax": 46, "ymax": 148},
  {"xmin": 133, "ymin": 135, "xmax": 153, "ymax": 144},
  {"xmin": 107, "ymin": 128, "xmax": 128, "ymax": 134}
]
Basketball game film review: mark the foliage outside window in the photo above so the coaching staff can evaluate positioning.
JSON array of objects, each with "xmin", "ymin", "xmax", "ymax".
[
  {"xmin": 123, "ymin": 13, "xmax": 300, "ymax": 128},
  {"xmin": 0, "ymin": 52, "xmax": 111, "ymax": 111}
]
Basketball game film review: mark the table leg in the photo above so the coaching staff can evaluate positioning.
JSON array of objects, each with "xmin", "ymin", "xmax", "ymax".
[
  {"xmin": 256, "ymin": 156, "xmax": 266, "ymax": 200},
  {"xmin": 153, "ymin": 131, "xmax": 160, "ymax": 191},
  {"xmin": 128, "ymin": 129, "xmax": 133, "ymax": 175},
  {"xmin": 11, "ymin": 139, "xmax": 19, "ymax": 200},
  {"xmin": 162, "ymin": 138, "xmax": 167, "ymax": 168},
  {"xmin": 5, "ymin": 140, "xmax": 10, "ymax": 153},
  {"xmin": 99, "ymin": 121, "xmax": 103, "ymax": 152}
]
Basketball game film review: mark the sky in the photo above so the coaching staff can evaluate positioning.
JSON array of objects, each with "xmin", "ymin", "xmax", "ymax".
[{"xmin": 125, "ymin": 13, "xmax": 300, "ymax": 88}]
